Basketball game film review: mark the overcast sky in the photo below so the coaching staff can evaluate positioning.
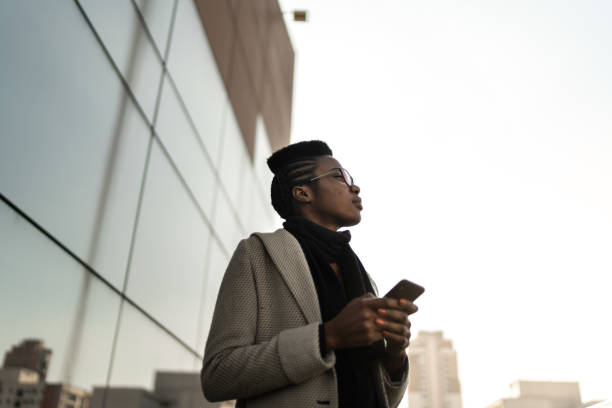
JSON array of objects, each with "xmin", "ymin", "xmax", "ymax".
[{"xmin": 279, "ymin": 0, "xmax": 612, "ymax": 406}]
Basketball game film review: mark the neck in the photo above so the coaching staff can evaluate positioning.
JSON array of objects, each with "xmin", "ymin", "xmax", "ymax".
[{"xmin": 298, "ymin": 212, "xmax": 340, "ymax": 232}]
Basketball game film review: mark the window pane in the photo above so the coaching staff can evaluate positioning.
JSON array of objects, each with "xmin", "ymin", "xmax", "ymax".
[
  {"xmin": 134, "ymin": 0, "xmax": 176, "ymax": 58},
  {"xmin": 198, "ymin": 237, "xmax": 229, "ymax": 352},
  {"xmin": 126, "ymin": 140, "xmax": 210, "ymax": 349},
  {"xmin": 156, "ymin": 77, "xmax": 217, "ymax": 218},
  {"xmin": 217, "ymin": 103, "xmax": 251, "ymax": 213},
  {"xmin": 101, "ymin": 302, "xmax": 215, "ymax": 407},
  {"xmin": 235, "ymin": 166, "xmax": 256, "ymax": 232},
  {"xmin": 211, "ymin": 189, "xmax": 244, "ymax": 256},
  {"xmin": 0, "ymin": 0, "xmax": 150, "ymax": 290},
  {"xmin": 0, "ymin": 199, "xmax": 120, "ymax": 393},
  {"xmin": 166, "ymin": 0, "xmax": 226, "ymax": 161},
  {"xmin": 78, "ymin": 0, "xmax": 163, "ymax": 121},
  {"xmin": 253, "ymin": 115, "xmax": 275, "ymax": 195},
  {"xmin": 106, "ymin": 302, "xmax": 197, "ymax": 390}
]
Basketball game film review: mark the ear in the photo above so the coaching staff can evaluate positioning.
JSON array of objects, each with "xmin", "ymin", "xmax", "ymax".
[{"xmin": 292, "ymin": 185, "xmax": 312, "ymax": 204}]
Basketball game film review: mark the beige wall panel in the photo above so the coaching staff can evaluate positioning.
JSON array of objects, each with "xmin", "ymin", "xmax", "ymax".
[
  {"xmin": 234, "ymin": 0, "xmax": 266, "ymax": 103},
  {"xmin": 196, "ymin": 0, "xmax": 293, "ymax": 154},
  {"xmin": 194, "ymin": 0, "xmax": 236, "ymax": 82}
]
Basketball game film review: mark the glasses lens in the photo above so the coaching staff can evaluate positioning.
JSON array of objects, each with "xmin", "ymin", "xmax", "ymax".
[{"xmin": 341, "ymin": 168, "xmax": 353, "ymax": 186}]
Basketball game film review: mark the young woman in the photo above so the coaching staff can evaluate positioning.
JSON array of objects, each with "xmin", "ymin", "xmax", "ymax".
[{"xmin": 201, "ymin": 141, "xmax": 418, "ymax": 408}]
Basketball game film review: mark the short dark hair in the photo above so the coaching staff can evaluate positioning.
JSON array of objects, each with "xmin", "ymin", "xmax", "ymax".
[{"xmin": 267, "ymin": 140, "xmax": 333, "ymax": 219}]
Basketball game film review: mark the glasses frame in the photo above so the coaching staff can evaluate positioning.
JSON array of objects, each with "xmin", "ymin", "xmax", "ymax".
[{"xmin": 307, "ymin": 167, "xmax": 354, "ymax": 187}]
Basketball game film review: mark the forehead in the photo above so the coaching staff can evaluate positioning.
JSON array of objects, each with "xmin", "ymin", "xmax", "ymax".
[{"xmin": 315, "ymin": 155, "xmax": 342, "ymax": 172}]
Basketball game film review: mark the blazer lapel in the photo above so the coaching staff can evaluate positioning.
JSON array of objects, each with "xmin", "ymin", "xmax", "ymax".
[{"xmin": 253, "ymin": 229, "xmax": 321, "ymax": 324}]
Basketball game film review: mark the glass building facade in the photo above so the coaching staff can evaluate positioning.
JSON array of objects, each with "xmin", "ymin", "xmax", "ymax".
[{"xmin": 0, "ymin": 1, "xmax": 293, "ymax": 407}]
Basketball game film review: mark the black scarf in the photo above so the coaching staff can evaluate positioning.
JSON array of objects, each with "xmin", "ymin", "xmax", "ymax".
[{"xmin": 283, "ymin": 216, "xmax": 385, "ymax": 408}]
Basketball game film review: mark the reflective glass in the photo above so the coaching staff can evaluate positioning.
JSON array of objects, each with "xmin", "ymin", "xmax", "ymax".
[
  {"xmin": 0, "ymin": 200, "xmax": 120, "ymax": 392},
  {"xmin": 217, "ymin": 102, "xmax": 251, "ymax": 212},
  {"xmin": 211, "ymin": 188, "xmax": 244, "ymax": 256},
  {"xmin": 107, "ymin": 302, "xmax": 196, "ymax": 391},
  {"xmin": 156, "ymin": 77, "xmax": 217, "ymax": 217},
  {"xmin": 247, "ymin": 189, "xmax": 278, "ymax": 234},
  {"xmin": 78, "ymin": 0, "xmax": 163, "ymax": 121},
  {"xmin": 166, "ymin": 0, "xmax": 226, "ymax": 161},
  {"xmin": 134, "ymin": 0, "xmax": 176, "ymax": 58},
  {"xmin": 126, "ymin": 140, "xmax": 210, "ymax": 349},
  {"xmin": 253, "ymin": 115, "xmax": 275, "ymax": 196},
  {"xmin": 235, "ymin": 166, "xmax": 257, "ymax": 231},
  {"xmin": 0, "ymin": 1, "xmax": 150, "ymax": 290},
  {"xmin": 197, "ymin": 237, "xmax": 229, "ymax": 353}
]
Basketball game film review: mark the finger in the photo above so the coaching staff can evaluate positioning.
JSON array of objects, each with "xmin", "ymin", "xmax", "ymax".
[
  {"xmin": 375, "ymin": 319, "xmax": 410, "ymax": 336},
  {"xmin": 361, "ymin": 297, "xmax": 392, "ymax": 310},
  {"xmin": 382, "ymin": 331, "xmax": 410, "ymax": 349},
  {"xmin": 397, "ymin": 298, "xmax": 418, "ymax": 314},
  {"xmin": 364, "ymin": 296, "xmax": 410, "ymax": 311},
  {"xmin": 377, "ymin": 308, "xmax": 410, "ymax": 323}
]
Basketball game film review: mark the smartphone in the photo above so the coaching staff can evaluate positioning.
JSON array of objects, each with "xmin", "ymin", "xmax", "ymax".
[{"xmin": 384, "ymin": 279, "xmax": 425, "ymax": 302}]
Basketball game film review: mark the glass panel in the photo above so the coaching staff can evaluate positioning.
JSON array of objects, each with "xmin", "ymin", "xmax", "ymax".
[
  {"xmin": 126, "ymin": 140, "xmax": 210, "ymax": 349},
  {"xmin": 197, "ymin": 237, "xmax": 230, "ymax": 353},
  {"xmin": 211, "ymin": 189, "xmax": 243, "ymax": 256},
  {"xmin": 134, "ymin": 0, "xmax": 176, "ymax": 58},
  {"xmin": 235, "ymin": 166, "xmax": 256, "ymax": 232},
  {"xmin": 105, "ymin": 303, "xmax": 196, "ymax": 392},
  {"xmin": 101, "ymin": 304, "xmax": 219, "ymax": 406},
  {"xmin": 248, "ymin": 190, "xmax": 278, "ymax": 234},
  {"xmin": 78, "ymin": 0, "xmax": 163, "ymax": 121},
  {"xmin": 0, "ymin": 0, "xmax": 150, "ymax": 290},
  {"xmin": 156, "ymin": 77, "xmax": 217, "ymax": 218},
  {"xmin": 166, "ymin": 0, "xmax": 226, "ymax": 161},
  {"xmin": 253, "ymin": 115, "xmax": 275, "ymax": 195},
  {"xmin": 217, "ymin": 102, "xmax": 251, "ymax": 213},
  {"xmin": 0, "ymin": 199, "xmax": 120, "ymax": 394}
]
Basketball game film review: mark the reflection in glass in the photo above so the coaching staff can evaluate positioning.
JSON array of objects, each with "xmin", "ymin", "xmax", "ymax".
[
  {"xmin": 211, "ymin": 189, "xmax": 243, "ymax": 256},
  {"xmin": 126, "ymin": 140, "xmax": 210, "ymax": 349},
  {"xmin": 78, "ymin": 0, "xmax": 163, "ymax": 121},
  {"xmin": 253, "ymin": 115, "xmax": 275, "ymax": 195},
  {"xmin": 197, "ymin": 238, "xmax": 229, "ymax": 353},
  {"xmin": 156, "ymin": 77, "xmax": 217, "ymax": 218},
  {"xmin": 217, "ymin": 103, "xmax": 251, "ymax": 213},
  {"xmin": 166, "ymin": 0, "xmax": 226, "ymax": 161},
  {"xmin": 134, "ymin": 0, "xmax": 176, "ymax": 59},
  {"xmin": 0, "ymin": 1, "xmax": 150, "ymax": 290},
  {"xmin": 0, "ymin": 200, "xmax": 119, "ymax": 392},
  {"xmin": 235, "ymin": 167, "xmax": 256, "ymax": 232},
  {"xmin": 107, "ymin": 302, "xmax": 197, "ymax": 390}
]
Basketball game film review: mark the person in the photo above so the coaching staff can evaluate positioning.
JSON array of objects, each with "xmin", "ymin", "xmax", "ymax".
[{"xmin": 201, "ymin": 140, "xmax": 419, "ymax": 408}]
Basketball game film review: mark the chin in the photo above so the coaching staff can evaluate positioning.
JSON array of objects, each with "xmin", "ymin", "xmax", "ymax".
[{"xmin": 342, "ymin": 213, "xmax": 361, "ymax": 227}]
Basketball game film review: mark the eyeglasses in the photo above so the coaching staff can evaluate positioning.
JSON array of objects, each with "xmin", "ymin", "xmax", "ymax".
[{"xmin": 308, "ymin": 167, "xmax": 354, "ymax": 187}]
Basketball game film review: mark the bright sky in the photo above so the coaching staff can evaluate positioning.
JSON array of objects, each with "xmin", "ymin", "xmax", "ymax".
[{"xmin": 279, "ymin": 0, "xmax": 612, "ymax": 406}]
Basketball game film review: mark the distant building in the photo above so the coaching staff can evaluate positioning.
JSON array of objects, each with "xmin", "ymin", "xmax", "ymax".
[
  {"xmin": 42, "ymin": 383, "xmax": 92, "ymax": 408},
  {"xmin": 90, "ymin": 387, "xmax": 167, "ymax": 408},
  {"xmin": 407, "ymin": 331, "xmax": 463, "ymax": 408},
  {"xmin": 88, "ymin": 372, "xmax": 234, "ymax": 408},
  {"xmin": 0, "ymin": 367, "xmax": 45, "ymax": 408},
  {"xmin": 154, "ymin": 371, "xmax": 216, "ymax": 408},
  {"xmin": 3, "ymin": 339, "xmax": 52, "ymax": 381},
  {"xmin": 486, "ymin": 380, "xmax": 582, "ymax": 408}
]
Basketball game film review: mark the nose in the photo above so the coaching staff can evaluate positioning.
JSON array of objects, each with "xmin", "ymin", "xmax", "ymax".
[{"xmin": 350, "ymin": 183, "xmax": 360, "ymax": 194}]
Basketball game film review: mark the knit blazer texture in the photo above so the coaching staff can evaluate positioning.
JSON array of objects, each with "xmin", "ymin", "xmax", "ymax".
[{"xmin": 201, "ymin": 229, "xmax": 408, "ymax": 408}]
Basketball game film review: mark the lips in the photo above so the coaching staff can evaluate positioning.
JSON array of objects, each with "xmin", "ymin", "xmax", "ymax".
[{"xmin": 353, "ymin": 198, "xmax": 363, "ymax": 209}]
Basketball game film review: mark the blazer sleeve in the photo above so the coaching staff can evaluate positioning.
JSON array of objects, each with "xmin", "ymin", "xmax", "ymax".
[
  {"xmin": 380, "ymin": 358, "xmax": 409, "ymax": 408},
  {"xmin": 201, "ymin": 239, "xmax": 336, "ymax": 402}
]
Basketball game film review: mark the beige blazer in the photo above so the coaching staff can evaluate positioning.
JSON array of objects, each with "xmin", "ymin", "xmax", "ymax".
[{"xmin": 201, "ymin": 229, "xmax": 408, "ymax": 408}]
